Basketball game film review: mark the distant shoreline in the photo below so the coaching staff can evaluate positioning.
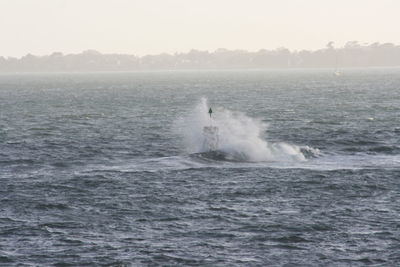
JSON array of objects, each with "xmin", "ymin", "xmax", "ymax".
[
  {"xmin": 1, "ymin": 66, "xmax": 400, "ymax": 75},
  {"xmin": 2, "ymin": 42, "xmax": 400, "ymax": 72}
]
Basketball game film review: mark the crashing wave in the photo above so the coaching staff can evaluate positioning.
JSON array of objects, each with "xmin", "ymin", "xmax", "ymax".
[{"xmin": 174, "ymin": 98, "xmax": 317, "ymax": 162}]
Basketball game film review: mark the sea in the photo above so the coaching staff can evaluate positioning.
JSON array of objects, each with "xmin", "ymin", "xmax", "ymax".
[{"xmin": 1, "ymin": 69, "xmax": 399, "ymax": 266}]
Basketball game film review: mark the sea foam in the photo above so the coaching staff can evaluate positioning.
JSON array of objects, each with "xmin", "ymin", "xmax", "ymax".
[{"xmin": 175, "ymin": 98, "xmax": 310, "ymax": 162}]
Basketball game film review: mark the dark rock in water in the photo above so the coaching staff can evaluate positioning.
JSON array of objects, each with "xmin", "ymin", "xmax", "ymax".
[{"xmin": 191, "ymin": 150, "xmax": 251, "ymax": 162}]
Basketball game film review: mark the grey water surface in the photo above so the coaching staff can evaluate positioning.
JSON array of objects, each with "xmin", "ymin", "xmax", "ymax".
[{"xmin": 1, "ymin": 69, "xmax": 400, "ymax": 266}]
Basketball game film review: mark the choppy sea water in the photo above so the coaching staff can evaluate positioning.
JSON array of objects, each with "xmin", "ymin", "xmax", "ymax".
[{"xmin": 1, "ymin": 69, "xmax": 400, "ymax": 266}]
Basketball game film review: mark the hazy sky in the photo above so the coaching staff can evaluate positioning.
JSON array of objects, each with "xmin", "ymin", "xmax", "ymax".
[{"xmin": 1, "ymin": 0, "xmax": 400, "ymax": 57}]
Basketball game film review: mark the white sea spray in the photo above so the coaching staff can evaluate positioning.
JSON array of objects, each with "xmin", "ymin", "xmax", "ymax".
[{"xmin": 174, "ymin": 98, "xmax": 309, "ymax": 162}]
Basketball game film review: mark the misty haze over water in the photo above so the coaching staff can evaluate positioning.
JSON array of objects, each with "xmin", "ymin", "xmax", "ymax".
[
  {"xmin": 3, "ymin": 0, "xmax": 400, "ymax": 265},
  {"xmin": 1, "ymin": 42, "xmax": 400, "ymax": 72}
]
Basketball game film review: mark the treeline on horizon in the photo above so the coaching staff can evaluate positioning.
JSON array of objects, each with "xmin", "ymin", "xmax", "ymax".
[{"xmin": 1, "ymin": 41, "xmax": 400, "ymax": 72}]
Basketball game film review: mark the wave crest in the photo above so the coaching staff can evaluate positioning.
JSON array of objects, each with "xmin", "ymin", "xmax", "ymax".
[{"xmin": 174, "ymin": 98, "xmax": 314, "ymax": 162}]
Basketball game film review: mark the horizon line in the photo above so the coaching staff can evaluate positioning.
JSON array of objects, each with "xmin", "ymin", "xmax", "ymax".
[{"xmin": 2, "ymin": 41, "xmax": 399, "ymax": 59}]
